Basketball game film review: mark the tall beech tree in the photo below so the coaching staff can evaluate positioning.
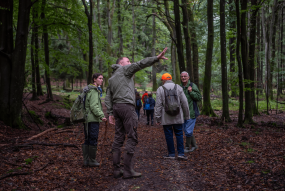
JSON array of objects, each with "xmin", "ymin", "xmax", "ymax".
[
  {"xmin": 235, "ymin": 0, "xmax": 244, "ymax": 127},
  {"xmin": 187, "ymin": 3, "xmax": 199, "ymax": 89},
  {"xmin": 173, "ymin": 0, "xmax": 185, "ymax": 72},
  {"xmin": 220, "ymin": 0, "xmax": 231, "ymax": 121},
  {"xmin": 181, "ymin": 0, "xmax": 193, "ymax": 82},
  {"xmin": 241, "ymin": 0, "xmax": 253, "ymax": 123},
  {"xmin": 82, "ymin": 0, "xmax": 93, "ymax": 85},
  {"xmin": 0, "ymin": 0, "xmax": 33, "ymax": 127},
  {"xmin": 248, "ymin": 0, "xmax": 259, "ymax": 115},
  {"xmin": 41, "ymin": 0, "xmax": 53, "ymax": 100},
  {"xmin": 201, "ymin": 0, "xmax": 216, "ymax": 117}
]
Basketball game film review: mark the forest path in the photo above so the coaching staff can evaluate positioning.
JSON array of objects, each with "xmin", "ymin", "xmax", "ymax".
[{"xmin": 0, "ymin": 96, "xmax": 285, "ymax": 190}]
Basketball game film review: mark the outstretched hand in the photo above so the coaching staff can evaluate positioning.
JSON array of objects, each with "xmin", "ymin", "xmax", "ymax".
[{"xmin": 157, "ymin": 47, "xmax": 168, "ymax": 60}]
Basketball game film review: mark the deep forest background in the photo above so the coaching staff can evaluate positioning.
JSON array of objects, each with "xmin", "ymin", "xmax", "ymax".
[{"xmin": 1, "ymin": 0, "xmax": 285, "ymax": 128}]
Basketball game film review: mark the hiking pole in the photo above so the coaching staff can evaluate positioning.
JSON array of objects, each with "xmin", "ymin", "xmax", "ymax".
[{"xmin": 99, "ymin": 120, "xmax": 108, "ymax": 167}]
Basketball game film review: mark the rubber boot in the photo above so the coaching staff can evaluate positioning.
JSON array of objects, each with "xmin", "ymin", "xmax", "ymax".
[
  {"xmin": 89, "ymin": 145, "xmax": 100, "ymax": 167},
  {"xmin": 189, "ymin": 135, "xmax": 198, "ymax": 152},
  {"xmin": 123, "ymin": 153, "xmax": 142, "ymax": 179},
  {"xmin": 82, "ymin": 144, "xmax": 89, "ymax": 166},
  {"xmin": 151, "ymin": 120, "xmax": 154, "ymax": 126},
  {"xmin": 146, "ymin": 121, "xmax": 149, "ymax": 125},
  {"xmin": 184, "ymin": 137, "xmax": 192, "ymax": 153},
  {"xmin": 113, "ymin": 150, "xmax": 123, "ymax": 178}
]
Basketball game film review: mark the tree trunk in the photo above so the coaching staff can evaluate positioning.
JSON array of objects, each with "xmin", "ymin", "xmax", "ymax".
[
  {"xmin": 229, "ymin": 0, "xmax": 237, "ymax": 97},
  {"xmin": 181, "ymin": 0, "xmax": 193, "ymax": 82},
  {"xmin": 256, "ymin": 12, "xmax": 262, "ymax": 96},
  {"xmin": 30, "ymin": 11, "xmax": 37, "ymax": 100},
  {"xmin": 268, "ymin": 0, "xmax": 278, "ymax": 100},
  {"xmin": 279, "ymin": 8, "xmax": 284, "ymax": 95},
  {"xmin": 117, "ymin": 0, "xmax": 123, "ymax": 57},
  {"xmin": 248, "ymin": 0, "xmax": 258, "ymax": 115},
  {"xmin": 34, "ymin": 4, "xmax": 43, "ymax": 96},
  {"xmin": 173, "ymin": 0, "xmax": 185, "ymax": 72},
  {"xmin": 152, "ymin": 8, "xmax": 157, "ymax": 91},
  {"xmin": 0, "ymin": 0, "xmax": 32, "ymax": 127},
  {"xmin": 82, "ymin": 0, "xmax": 93, "ymax": 85},
  {"xmin": 235, "ymin": 0, "xmax": 244, "ymax": 127},
  {"xmin": 41, "ymin": 0, "xmax": 53, "ymax": 100},
  {"xmin": 201, "ymin": 0, "xmax": 216, "ymax": 117},
  {"xmin": 187, "ymin": 3, "xmax": 199, "ymax": 89},
  {"xmin": 241, "ymin": 0, "xmax": 253, "ymax": 123},
  {"xmin": 220, "ymin": 0, "xmax": 231, "ymax": 121}
]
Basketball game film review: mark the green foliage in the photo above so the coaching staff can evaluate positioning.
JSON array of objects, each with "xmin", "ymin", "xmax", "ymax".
[
  {"xmin": 246, "ymin": 160, "xmax": 255, "ymax": 164},
  {"xmin": 24, "ymin": 156, "xmax": 38, "ymax": 165},
  {"xmin": 240, "ymin": 142, "xmax": 250, "ymax": 147}
]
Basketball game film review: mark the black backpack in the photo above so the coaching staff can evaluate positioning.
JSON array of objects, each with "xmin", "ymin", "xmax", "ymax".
[
  {"xmin": 189, "ymin": 82, "xmax": 200, "ymax": 118},
  {"xmin": 162, "ymin": 84, "xmax": 180, "ymax": 116}
]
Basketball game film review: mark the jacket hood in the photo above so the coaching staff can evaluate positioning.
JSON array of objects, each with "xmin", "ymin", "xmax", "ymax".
[
  {"xmin": 111, "ymin": 64, "xmax": 121, "ymax": 71},
  {"xmin": 83, "ymin": 84, "xmax": 98, "ymax": 92}
]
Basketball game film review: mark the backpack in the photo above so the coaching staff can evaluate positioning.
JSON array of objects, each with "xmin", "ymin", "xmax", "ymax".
[
  {"xmin": 144, "ymin": 98, "xmax": 150, "ymax": 110},
  {"xmin": 70, "ymin": 86, "xmax": 91, "ymax": 123},
  {"xmin": 189, "ymin": 82, "xmax": 200, "ymax": 118},
  {"xmin": 136, "ymin": 99, "xmax": 142, "ymax": 107},
  {"xmin": 162, "ymin": 84, "xmax": 180, "ymax": 116}
]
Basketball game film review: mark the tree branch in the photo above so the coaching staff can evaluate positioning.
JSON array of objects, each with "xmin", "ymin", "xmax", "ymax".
[{"xmin": 81, "ymin": 0, "xmax": 90, "ymax": 17}]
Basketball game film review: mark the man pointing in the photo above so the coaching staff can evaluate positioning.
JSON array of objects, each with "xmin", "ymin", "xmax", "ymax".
[{"xmin": 105, "ymin": 48, "xmax": 168, "ymax": 179}]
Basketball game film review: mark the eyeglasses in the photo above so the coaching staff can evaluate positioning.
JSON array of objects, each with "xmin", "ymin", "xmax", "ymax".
[{"xmin": 181, "ymin": 76, "xmax": 188, "ymax": 78}]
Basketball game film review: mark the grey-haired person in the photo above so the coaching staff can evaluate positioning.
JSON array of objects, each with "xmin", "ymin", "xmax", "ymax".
[{"xmin": 180, "ymin": 71, "xmax": 202, "ymax": 153}]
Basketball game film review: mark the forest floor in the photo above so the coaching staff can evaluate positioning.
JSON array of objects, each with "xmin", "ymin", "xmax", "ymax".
[{"xmin": 0, "ymin": 94, "xmax": 285, "ymax": 190}]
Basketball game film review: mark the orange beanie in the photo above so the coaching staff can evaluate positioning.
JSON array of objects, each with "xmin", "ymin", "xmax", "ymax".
[{"xmin": 161, "ymin": 73, "xmax": 172, "ymax": 81}]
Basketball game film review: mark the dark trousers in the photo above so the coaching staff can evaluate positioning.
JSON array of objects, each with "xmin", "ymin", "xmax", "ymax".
[
  {"xmin": 163, "ymin": 124, "xmax": 184, "ymax": 156},
  {"xmin": 83, "ymin": 122, "xmax": 100, "ymax": 146},
  {"xmin": 112, "ymin": 103, "xmax": 138, "ymax": 154},
  {"xmin": 146, "ymin": 109, "xmax": 154, "ymax": 122},
  {"xmin": 135, "ymin": 107, "xmax": 141, "ymax": 120}
]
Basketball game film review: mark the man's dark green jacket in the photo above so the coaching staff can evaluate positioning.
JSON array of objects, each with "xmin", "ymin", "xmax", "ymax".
[{"xmin": 181, "ymin": 80, "xmax": 202, "ymax": 119}]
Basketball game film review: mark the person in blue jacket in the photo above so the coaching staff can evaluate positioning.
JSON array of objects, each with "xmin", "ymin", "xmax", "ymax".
[{"xmin": 144, "ymin": 93, "xmax": 156, "ymax": 126}]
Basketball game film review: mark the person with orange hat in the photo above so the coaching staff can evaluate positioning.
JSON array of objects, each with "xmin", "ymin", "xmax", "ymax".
[{"xmin": 154, "ymin": 73, "xmax": 190, "ymax": 160}]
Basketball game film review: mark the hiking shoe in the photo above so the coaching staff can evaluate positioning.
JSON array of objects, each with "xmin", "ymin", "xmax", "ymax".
[
  {"xmin": 163, "ymin": 155, "xmax": 175, "ymax": 160},
  {"xmin": 177, "ymin": 155, "xmax": 188, "ymax": 160}
]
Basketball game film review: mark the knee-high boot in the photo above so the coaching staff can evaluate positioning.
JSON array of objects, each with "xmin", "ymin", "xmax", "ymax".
[
  {"xmin": 123, "ymin": 153, "xmax": 142, "ymax": 179},
  {"xmin": 82, "ymin": 144, "xmax": 89, "ymax": 166},
  {"xmin": 113, "ymin": 150, "xmax": 123, "ymax": 178},
  {"xmin": 89, "ymin": 145, "xmax": 100, "ymax": 167}
]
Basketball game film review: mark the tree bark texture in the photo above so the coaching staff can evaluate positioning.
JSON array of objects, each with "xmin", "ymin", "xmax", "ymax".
[
  {"xmin": 268, "ymin": 0, "xmax": 278, "ymax": 100},
  {"xmin": 256, "ymin": 12, "xmax": 262, "ymax": 95},
  {"xmin": 173, "ymin": 0, "xmax": 185, "ymax": 72},
  {"xmin": 187, "ymin": 3, "xmax": 199, "ymax": 89},
  {"xmin": 82, "ymin": 0, "xmax": 93, "ymax": 85},
  {"xmin": 181, "ymin": 0, "xmax": 193, "ymax": 82},
  {"xmin": 201, "ymin": 0, "xmax": 216, "ymax": 117},
  {"xmin": 229, "ymin": 0, "xmax": 237, "ymax": 97},
  {"xmin": 248, "ymin": 0, "xmax": 258, "ymax": 115},
  {"xmin": 241, "ymin": 0, "xmax": 253, "ymax": 123},
  {"xmin": 41, "ymin": 0, "xmax": 53, "ymax": 100},
  {"xmin": 117, "ymin": 0, "xmax": 123, "ymax": 57},
  {"xmin": 31, "ymin": 11, "xmax": 37, "ymax": 100},
  {"xmin": 0, "ymin": 0, "xmax": 32, "ymax": 127},
  {"xmin": 152, "ymin": 8, "xmax": 157, "ymax": 91},
  {"xmin": 235, "ymin": 0, "xmax": 244, "ymax": 127},
  {"xmin": 220, "ymin": 0, "xmax": 231, "ymax": 121},
  {"xmin": 34, "ymin": 4, "xmax": 43, "ymax": 96}
]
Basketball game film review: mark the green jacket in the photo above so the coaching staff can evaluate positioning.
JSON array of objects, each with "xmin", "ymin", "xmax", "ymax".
[
  {"xmin": 84, "ymin": 84, "xmax": 105, "ymax": 123},
  {"xmin": 105, "ymin": 57, "xmax": 159, "ymax": 116},
  {"xmin": 181, "ymin": 80, "xmax": 202, "ymax": 119}
]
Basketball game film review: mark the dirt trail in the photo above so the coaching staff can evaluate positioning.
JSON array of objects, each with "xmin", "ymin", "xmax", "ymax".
[{"xmin": 0, "ymin": 95, "xmax": 285, "ymax": 190}]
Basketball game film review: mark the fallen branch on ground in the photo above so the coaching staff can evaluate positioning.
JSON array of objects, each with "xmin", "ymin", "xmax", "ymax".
[
  {"xmin": 27, "ymin": 128, "xmax": 56, "ymax": 141},
  {"xmin": 55, "ymin": 129, "xmax": 78, "ymax": 134},
  {"xmin": 0, "ymin": 162, "xmax": 52, "ymax": 180},
  {"xmin": 16, "ymin": 142, "xmax": 79, "ymax": 149},
  {"xmin": 3, "ymin": 160, "xmax": 30, "ymax": 168}
]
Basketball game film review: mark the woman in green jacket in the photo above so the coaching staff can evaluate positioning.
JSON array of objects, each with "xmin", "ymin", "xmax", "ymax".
[{"xmin": 82, "ymin": 73, "xmax": 107, "ymax": 167}]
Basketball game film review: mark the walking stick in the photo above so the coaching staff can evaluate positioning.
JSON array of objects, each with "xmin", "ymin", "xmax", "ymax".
[{"xmin": 100, "ymin": 120, "xmax": 108, "ymax": 167}]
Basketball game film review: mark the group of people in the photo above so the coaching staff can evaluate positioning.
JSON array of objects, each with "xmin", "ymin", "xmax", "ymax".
[
  {"xmin": 81, "ymin": 47, "xmax": 202, "ymax": 179},
  {"xmin": 135, "ymin": 90, "xmax": 156, "ymax": 126}
]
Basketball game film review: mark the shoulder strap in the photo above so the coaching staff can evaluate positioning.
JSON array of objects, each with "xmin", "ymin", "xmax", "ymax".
[{"xmin": 190, "ymin": 82, "xmax": 193, "ymax": 87}]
